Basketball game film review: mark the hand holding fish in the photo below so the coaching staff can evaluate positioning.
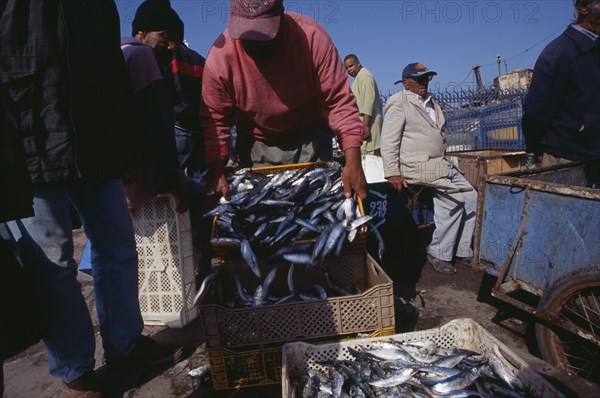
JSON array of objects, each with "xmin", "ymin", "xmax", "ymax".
[
  {"xmin": 342, "ymin": 148, "xmax": 367, "ymax": 200},
  {"xmin": 205, "ymin": 159, "xmax": 230, "ymax": 206}
]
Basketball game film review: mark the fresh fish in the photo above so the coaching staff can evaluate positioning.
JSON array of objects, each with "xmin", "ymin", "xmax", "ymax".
[
  {"xmin": 347, "ymin": 215, "xmax": 373, "ymax": 231},
  {"xmin": 271, "ymin": 243, "xmax": 313, "ymax": 261},
  {"xmin": 252, "ymin": 285, "xmax": 265, "ymax": 307},
  {"xmin": 204, "ymin": 202, "xmax": 233, "ymax": 217},
  {"xmin": 476, "ymin": 379, "xmax": 524, "ymax": 398},
  {"xmin": 253, "ymin": 222, "xmax": 269, "ymax": 240},
  {"xmin": 360, "ymin": 347, "xmax": 413, "ymax": 362},
  {"xmin": 343, "ymin": 198, "xmax": 357, "ymax": 222},
  {"xmin": 333, "ymin": 222, "xmax": 348, "ymax": 257},
  {"xmin": 283, "ymin": 253, "xmax": 314, "ymax": 265},
  {"xmin": 346, "ymin": 228, "xmax": 357, "ymax": 243},
  {"xmin": 403, "ymin": 340, "xmax": 436, "ymax": 353},
  {"xmin": 323, "ymin": 221, "xmax": 347, "ymax": 260},
  {"xmin": 272, "ymin": 223, "xmax": 299, "ymax": 246},
  {"xmin": 329, "ymin": 366, "xmax": 344, "ymax": 398},
  {"xmin": 287, "ymin": 263, "xmax": 296, "ymax": 295},
  {"xmin": 295, "ymin": 217, "xmax": 323, "ymax": 233},
  {"xmin": 259, "ymin": 199, "xmax": 296, "ymax": 207},
  {"xmin": 400, "ymin": 343, "xmax": 439, "ymax": 364},
  {"xmin": 488, "ymin": 355, "xmax": 524, "ymax": 391},
  {"xmin": 429, "ymin": 367, "xmax": 481, "ymax": 394},
  {"xmin": 369, "ymin": 368, "xmax": 417, "ymax": 388},
  {"xmin": 312, "ymin": 226, "xmax": 332, "ymax": 264},
  {"xmin": 192, "ymin": 265, "xmax": 222, "ymax": 306},
  {"xmin": 417, "ymin": 365, "xmax": 461, "ymax": 378},
  {"xmin": 313, "ymin": 284, "xmax": 327, "ymax": 300},
  {"xmin": 262, "ymin": 267, "xmax": 277, "ymax": 296},
  {"xmin": 234, "ymin": 275, "xmax": 252, "ymax": 306},
  {"xmin": 240, "ymin": 239, "xmax": 260, "ymax": 278},
  {"xmin": 210, "ymin": 237, "xmax": 241, "ymax": 245},
  {"xmin": 435, "ymin": 354, "xmax": 467, "ymax": 368},
  {"xmin": 369, "ymin": 222, "xmax": 385, "ymax": 261}
]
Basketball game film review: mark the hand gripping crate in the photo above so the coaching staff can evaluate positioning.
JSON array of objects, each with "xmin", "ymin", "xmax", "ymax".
[
  {"xmin": 198, "ymin": 253, "xmax": 394, "ymax": 349},
  {"xmin": 131, "ymin": 195, "xmax": 199, "ymax": 328},
  {"xmin": 282, "ymin": 318, "xmax": 566, "ymax": 398},
  {"xmin": 209, "ymin": 327, "xmax": 395, "ymax": 390},
  {"xmin": 210, "ymin": 162, "xmax": 367, "ymax": 263}
]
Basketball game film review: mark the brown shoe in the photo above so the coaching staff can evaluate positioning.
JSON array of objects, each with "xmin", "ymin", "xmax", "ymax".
[
  {"xmin": 62, "ymin": 371, "xmax": 103, "ymax": 398},
  {"xmin": 105, "ymin": 335, "xmax": 184, "ymax": 371},
  {"xmin": 427, "ymin": 254, "xmax": 457, "ymax": 275}
]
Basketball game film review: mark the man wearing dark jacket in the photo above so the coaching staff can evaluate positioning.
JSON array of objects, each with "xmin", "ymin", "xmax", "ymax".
[
  {"xmin": 0, "ymin": 2, "xmax": 182, "ymax": 396},
  {"xmin": 127, "ymin": 0, "xmax": 213, "ymax": 277},
  {"xmin": 121, "ymin": 0, "xmax": 192, "ymax": 211},
  {"xmin": 523, "ymin": 0, "xmax": 600, "ymax": 169},
  {"xmin": 172, "ymin": 42, "xmax": 208, "ymax": 182},
  {"xmin": 0, "ymin": 86, "xmax": 34, "ymax": 397}
]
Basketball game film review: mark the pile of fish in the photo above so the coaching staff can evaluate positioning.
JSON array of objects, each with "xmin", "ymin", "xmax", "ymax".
[
  {"xmin": 231, "ymin": 263, "xmax": 363, "ymax": 308},
  {"xmin": 207, "ymin": 162, "xmax": 384, "ymax": 278},
  {"xmin": 193, "ymin": 262, "xmax": 363, "ymax": 308},
  {"xmin": 292, "ymin": 340, "xmax": 529, "ymax": 398}
]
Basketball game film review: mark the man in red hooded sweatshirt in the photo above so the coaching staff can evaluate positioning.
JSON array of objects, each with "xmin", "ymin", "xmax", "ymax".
[{"xmin": 200, "ymin": 0, "xmax": 367, "ymax": 201}]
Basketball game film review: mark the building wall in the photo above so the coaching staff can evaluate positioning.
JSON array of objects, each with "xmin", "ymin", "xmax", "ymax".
[{"xmin": 497, "ymin": 69, "xmax": 533, "ymax": 90}]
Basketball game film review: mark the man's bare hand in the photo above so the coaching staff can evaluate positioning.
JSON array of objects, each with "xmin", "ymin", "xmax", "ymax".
[
  {"xmin": 205, "ymin": 160, "xmax": 229, "ymax": 207},
  {"xmin": 387, "ymin": 175, "xmax": 409, "ymax": 193},
  {"xmin": 362, "ymin": 115, "xmax": 372, "ymax": 140},
  {"xmin": 342, "ymin": 147, "xmax": 367, "ymax": 200}
]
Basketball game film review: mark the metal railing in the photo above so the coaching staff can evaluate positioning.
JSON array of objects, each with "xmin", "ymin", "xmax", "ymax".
[{"xmin": 381, "ymin": 88, "xmax": 529, "ymax": 152}]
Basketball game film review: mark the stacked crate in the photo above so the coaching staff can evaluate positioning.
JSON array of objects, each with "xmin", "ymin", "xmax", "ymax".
[
  {"xmin": 199, "ymin": 163, "xmax": 396, "ymax": 390},
  {"xmin": 131, "ymin": 195, "xmax": 199, "ymax": 328},
  {"xmin": 200, "ymin": 254, "xmax": 395, "ymax": 390}
]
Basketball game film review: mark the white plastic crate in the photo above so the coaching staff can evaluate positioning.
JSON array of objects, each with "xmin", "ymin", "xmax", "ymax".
[
  {"xmin": 282, "ymin": 318, "xmax": 565, "ymax": 398},
  {"xmin": 131, "ymin": 195, "xmax": 198, "ymax": 328}
]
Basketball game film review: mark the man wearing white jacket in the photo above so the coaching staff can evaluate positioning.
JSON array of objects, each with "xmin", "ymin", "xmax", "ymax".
[{"xmin": 380, "ymin": 63, "xmax": 477, "ymax": 275}]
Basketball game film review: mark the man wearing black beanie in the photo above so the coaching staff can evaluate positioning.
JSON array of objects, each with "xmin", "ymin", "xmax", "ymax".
[
  {"xmin": 132, "ymin": 0, "xmax": 184, "ymax": 40},
  {"xmin": 127, "ymin": 0, "xmax": 212, "ymax": 281},
  {"xmin": 120, "ymin": 0, "xmax": 193, "ymax": 212}
]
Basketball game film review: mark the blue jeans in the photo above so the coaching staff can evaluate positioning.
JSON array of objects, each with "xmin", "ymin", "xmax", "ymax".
[
  {"xmin": 1, "ymin": 179, "xmax": 143, "ymax": 382},
  {"xmin": 175, "ymin": 126, "xmax": 207, "ymax": 187}
]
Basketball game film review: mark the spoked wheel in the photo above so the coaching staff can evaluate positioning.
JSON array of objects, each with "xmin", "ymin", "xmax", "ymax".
[{"xmin": 535, "ymin": 267, "xmax": 600, "ymax": 381}]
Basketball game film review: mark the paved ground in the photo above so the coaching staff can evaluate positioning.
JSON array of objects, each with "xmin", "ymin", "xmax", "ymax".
[{"xmin": 3, "ymin": 227, "xmax": 598, "ymax": 397}]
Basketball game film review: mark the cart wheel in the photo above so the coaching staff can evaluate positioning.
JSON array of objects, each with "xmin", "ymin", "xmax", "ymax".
[{"xmin": 535, "ymin": 266, "xmax": 600, "ymax": 381}]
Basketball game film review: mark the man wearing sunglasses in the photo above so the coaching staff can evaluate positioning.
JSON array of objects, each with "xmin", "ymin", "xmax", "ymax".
[{"xmin": 381, "ymin": 63, "xmax": 477, "ymax": 275}]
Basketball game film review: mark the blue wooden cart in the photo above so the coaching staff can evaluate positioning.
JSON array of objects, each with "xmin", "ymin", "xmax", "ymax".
[{"xmin": 473, "ymin": 161, "xmax": 600, "ymax": 381}]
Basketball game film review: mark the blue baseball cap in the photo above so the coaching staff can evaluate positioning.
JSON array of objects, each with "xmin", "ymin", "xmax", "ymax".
[{"xmin": 394, "ymin": 62, "xmax": 437, "ymax": 85}]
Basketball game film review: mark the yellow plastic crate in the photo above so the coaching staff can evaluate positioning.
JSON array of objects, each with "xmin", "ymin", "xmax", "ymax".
[{"xmin": 208, "ymin": 327, "xmax": 395, "ymax": 390}]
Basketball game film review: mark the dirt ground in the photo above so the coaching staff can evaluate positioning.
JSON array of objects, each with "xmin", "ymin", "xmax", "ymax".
[{"xmin": 2, "ymin": 226, "xmax": 598, "ymax": 398}]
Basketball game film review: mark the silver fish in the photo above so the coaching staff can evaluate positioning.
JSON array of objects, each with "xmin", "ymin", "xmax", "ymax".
[
  {"xmin": 234, "ymin": 275, "xmax": 252, "ymax": 306},
  {"xmin": 369, "ymin": 368, "xmax": 417, "ymax": 388},
  {"xmin": 283, "ymin": 253, "xmax": 314, "ymax": 265},
  {"xmin": 435, "ymin": 354, "xmax": 467, "ymax": 368},
  {"xmin": 488, "ymin": 355, "xmax": 524, "ymax": 391},
  {"xmin": 430, "ymin": 367, "xmax": 481, "ymax": 394},
  {"xmin": 240, "ymin": 239, "xmax": 261, "ymax": 278},
  {"xmin": 369, "ymin": 222, "xmax": 385, "ymax": 261},
  {"xmin": 192, "ymin": 265, "xmax": 222, "ymax": 306}
]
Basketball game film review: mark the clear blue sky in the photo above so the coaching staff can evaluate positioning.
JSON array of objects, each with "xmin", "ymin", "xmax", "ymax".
[{"xmin": 116, "ymin": 0, "xmax": 574, "ymax": 93}]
